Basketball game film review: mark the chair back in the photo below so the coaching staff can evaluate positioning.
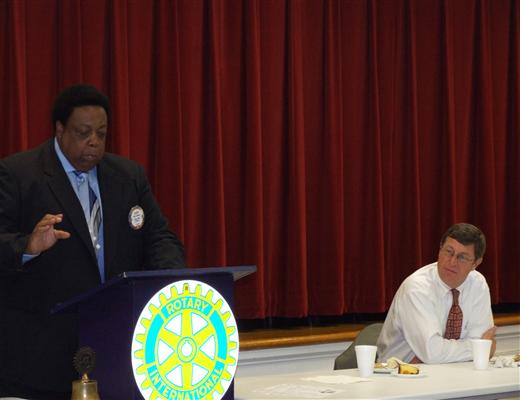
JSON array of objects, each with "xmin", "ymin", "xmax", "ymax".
[{"xmin": 333, "ymin": 322, "xmax": 383, "ymax": 370}]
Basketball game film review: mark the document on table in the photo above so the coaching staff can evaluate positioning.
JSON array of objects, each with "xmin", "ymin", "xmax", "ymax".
[
  {"xmin": 252, "ymin": 375, "xmax": 371, "ymax": 398},
  {"xmin": 254, "ymin": 383, "xmax": 342, "ymax": 399},
  {"xmin": 302, "ymin": 375, "xmax": 372, "ymax": 384}
]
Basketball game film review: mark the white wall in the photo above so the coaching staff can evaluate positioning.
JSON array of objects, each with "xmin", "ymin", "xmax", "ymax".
[{"xmin": 235, "ymin": 324, "xmax": 520, "ymax": 378}]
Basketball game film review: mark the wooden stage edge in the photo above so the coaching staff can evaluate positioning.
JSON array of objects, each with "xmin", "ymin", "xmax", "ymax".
[{"xmin": 239, "ymin": 313, "xmax": 520, "ymax": 351}]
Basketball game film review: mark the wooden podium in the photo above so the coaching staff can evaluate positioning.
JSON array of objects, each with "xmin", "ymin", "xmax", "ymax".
[{"xmin": 54, "ymin": 266, "xmax": 255, "ymax": 400}]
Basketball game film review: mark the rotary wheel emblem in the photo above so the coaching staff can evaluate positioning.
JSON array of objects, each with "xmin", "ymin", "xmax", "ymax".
[{"xmin": 131, "ymin": 280, "xmax": 239, "ymax": 400}]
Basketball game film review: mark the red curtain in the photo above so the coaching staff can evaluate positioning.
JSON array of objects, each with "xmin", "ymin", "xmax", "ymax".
[{"xmin": 1, "ymin": 0, "xmax": 518, "ymax": 319}]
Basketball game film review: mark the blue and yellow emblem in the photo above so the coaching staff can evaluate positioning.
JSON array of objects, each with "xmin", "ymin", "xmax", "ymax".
[{"xmin": 131, "ymin": 280, "xmax": 239, "ymax": 400}]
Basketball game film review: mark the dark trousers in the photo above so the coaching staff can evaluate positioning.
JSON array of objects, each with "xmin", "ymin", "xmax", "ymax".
[{"xmin": 0, "ymin": 379, "xmax": 70, "ymax": 400}]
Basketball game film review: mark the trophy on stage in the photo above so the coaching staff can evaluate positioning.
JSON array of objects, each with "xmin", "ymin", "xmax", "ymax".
[{"xmin": 71, "ymin": 347, "xmax": 100, "ymax": 400}]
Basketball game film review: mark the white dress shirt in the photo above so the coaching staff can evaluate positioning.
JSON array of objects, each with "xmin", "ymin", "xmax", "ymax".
[{"xmin": 377, "ymin": 262, "xmax": 493, "ymax": 364}]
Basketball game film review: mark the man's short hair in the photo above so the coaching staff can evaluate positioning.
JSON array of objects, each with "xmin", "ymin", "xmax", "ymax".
[
  {"xmin": 52, "ymin": 84, "xmax": 111, "ymax": 126},
  {"xmin": 440, "ymin": 223, "xmax": 486, "ymax": 259}
]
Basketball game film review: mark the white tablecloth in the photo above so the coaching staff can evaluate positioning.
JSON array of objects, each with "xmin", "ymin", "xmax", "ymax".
[{"xmin": 235, "ymin": 361, "xmax": 520, "ymax": 400}]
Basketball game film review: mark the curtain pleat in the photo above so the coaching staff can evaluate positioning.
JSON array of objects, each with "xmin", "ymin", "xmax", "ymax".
[
  {"xmin": 1, "ymin": 0, "xmax": 518, "ymax": 319},
  {"xmin": 6, "ymin": 0, "xmax": 28, "ymax": 152},
  {"xmin": 501, "ymin": 0, "xmax": 520, "ymax": 303},
  {"xmin": 232, "ymin": 0, "xmax": 266, "ymax": 317},
  {"xmin": 151, "ymin": 0, "xmax": 185, "ymax": 240},
  {"xmin": 109, "ymin": 0, "xmax": 131, "ymax": 156}
]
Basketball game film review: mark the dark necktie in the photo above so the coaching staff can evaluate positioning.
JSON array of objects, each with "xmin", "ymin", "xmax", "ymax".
[{"xmin": 444, "ymin": 289, "xmax": 463, "ymax": 339}]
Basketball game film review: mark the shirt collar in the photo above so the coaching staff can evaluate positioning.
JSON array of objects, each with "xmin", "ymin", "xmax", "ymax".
[{"xmin": 54, "ymin": 137, "xmax": 97, "ymax": 176}]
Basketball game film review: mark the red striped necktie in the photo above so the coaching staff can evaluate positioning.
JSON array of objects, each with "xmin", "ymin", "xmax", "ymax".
[{"xmin": 444, "ymin": 288, "xmax": 463, "ymax": 340}]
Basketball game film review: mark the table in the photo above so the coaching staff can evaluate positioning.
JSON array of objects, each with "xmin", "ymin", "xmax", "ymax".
[{"xmin": 234, "ymin": 362, "xmax": 520, "ymax": 399}]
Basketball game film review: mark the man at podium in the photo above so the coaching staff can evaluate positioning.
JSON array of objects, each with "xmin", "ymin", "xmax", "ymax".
[{"xmin": 0, "ymin": 84, "xmax": 185, "ymax": 399}]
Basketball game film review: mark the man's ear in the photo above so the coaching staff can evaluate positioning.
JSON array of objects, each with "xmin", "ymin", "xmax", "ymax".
[
  {"xmin": 473, "ymin": 258, "xmax": 483, "ymax": 270},
  {"xmin": 55, "ymin": 121, "xmax": 64, "ymax": 138}
]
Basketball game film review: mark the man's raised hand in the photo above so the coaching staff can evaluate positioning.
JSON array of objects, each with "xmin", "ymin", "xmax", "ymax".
[{"xmin": 25, "ymin": 214, "xmax": 70, "ymax": 254}]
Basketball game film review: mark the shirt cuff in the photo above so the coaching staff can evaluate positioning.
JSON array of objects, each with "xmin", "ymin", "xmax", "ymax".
[{"xmin": 22, "ymin": 253, "xmax": 40, "ymax": 264}]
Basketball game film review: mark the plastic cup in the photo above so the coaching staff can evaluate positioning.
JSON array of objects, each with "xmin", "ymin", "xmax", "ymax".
[
  {"xmin": 355, "ymin": 345, "xmax": 378, "ymax": 377},
  {"xmin": 471, "ymin": 339, "xmax": 492, "ymax": 370}
]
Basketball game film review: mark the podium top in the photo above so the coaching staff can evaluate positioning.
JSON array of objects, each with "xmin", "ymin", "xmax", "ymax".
[
  {"xmin": 119, "ymin": 265, "xmax": 256, "ymax": 282},
  {"xmin": 53, "ymin": 265, "xmax": 256, "ymax": 314}
]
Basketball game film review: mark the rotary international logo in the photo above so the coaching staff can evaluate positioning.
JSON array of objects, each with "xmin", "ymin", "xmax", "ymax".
[{"xmin": 131, "ymin": 280, "xmax": 239, "ymax": 400}]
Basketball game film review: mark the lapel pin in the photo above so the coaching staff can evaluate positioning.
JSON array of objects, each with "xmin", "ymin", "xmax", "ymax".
[{"xmin": 128, "ymin": 206, "xmax": 145, "ymax": 230}]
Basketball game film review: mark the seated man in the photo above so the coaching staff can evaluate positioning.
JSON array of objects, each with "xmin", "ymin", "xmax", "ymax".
[{"xmin": 377, "ymin": 223, "xmax": 496, "ymax": 364}]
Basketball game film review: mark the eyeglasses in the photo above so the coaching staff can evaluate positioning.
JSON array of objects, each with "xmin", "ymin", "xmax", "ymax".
[{"xmin": 440, "ymin": 247, "xmax": 475, "ymax": 266}]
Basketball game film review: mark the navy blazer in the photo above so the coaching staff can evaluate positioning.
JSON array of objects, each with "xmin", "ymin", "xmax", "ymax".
[{"xmin": 0, "ymin": 139, "xmax": 185, "ymax": 392}]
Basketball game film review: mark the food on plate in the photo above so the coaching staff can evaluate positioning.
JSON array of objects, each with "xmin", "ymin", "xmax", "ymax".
[
  {"xmin": 385, "ymin": 356, "xmax": 420, "ymax": 375},
  {"xmin": 398, "ymin": 363, "xmax": 420, "ymax": 375},
  {"xmin": 386, "ymin": 357, "xmax": 403, "ymax": 369}
]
